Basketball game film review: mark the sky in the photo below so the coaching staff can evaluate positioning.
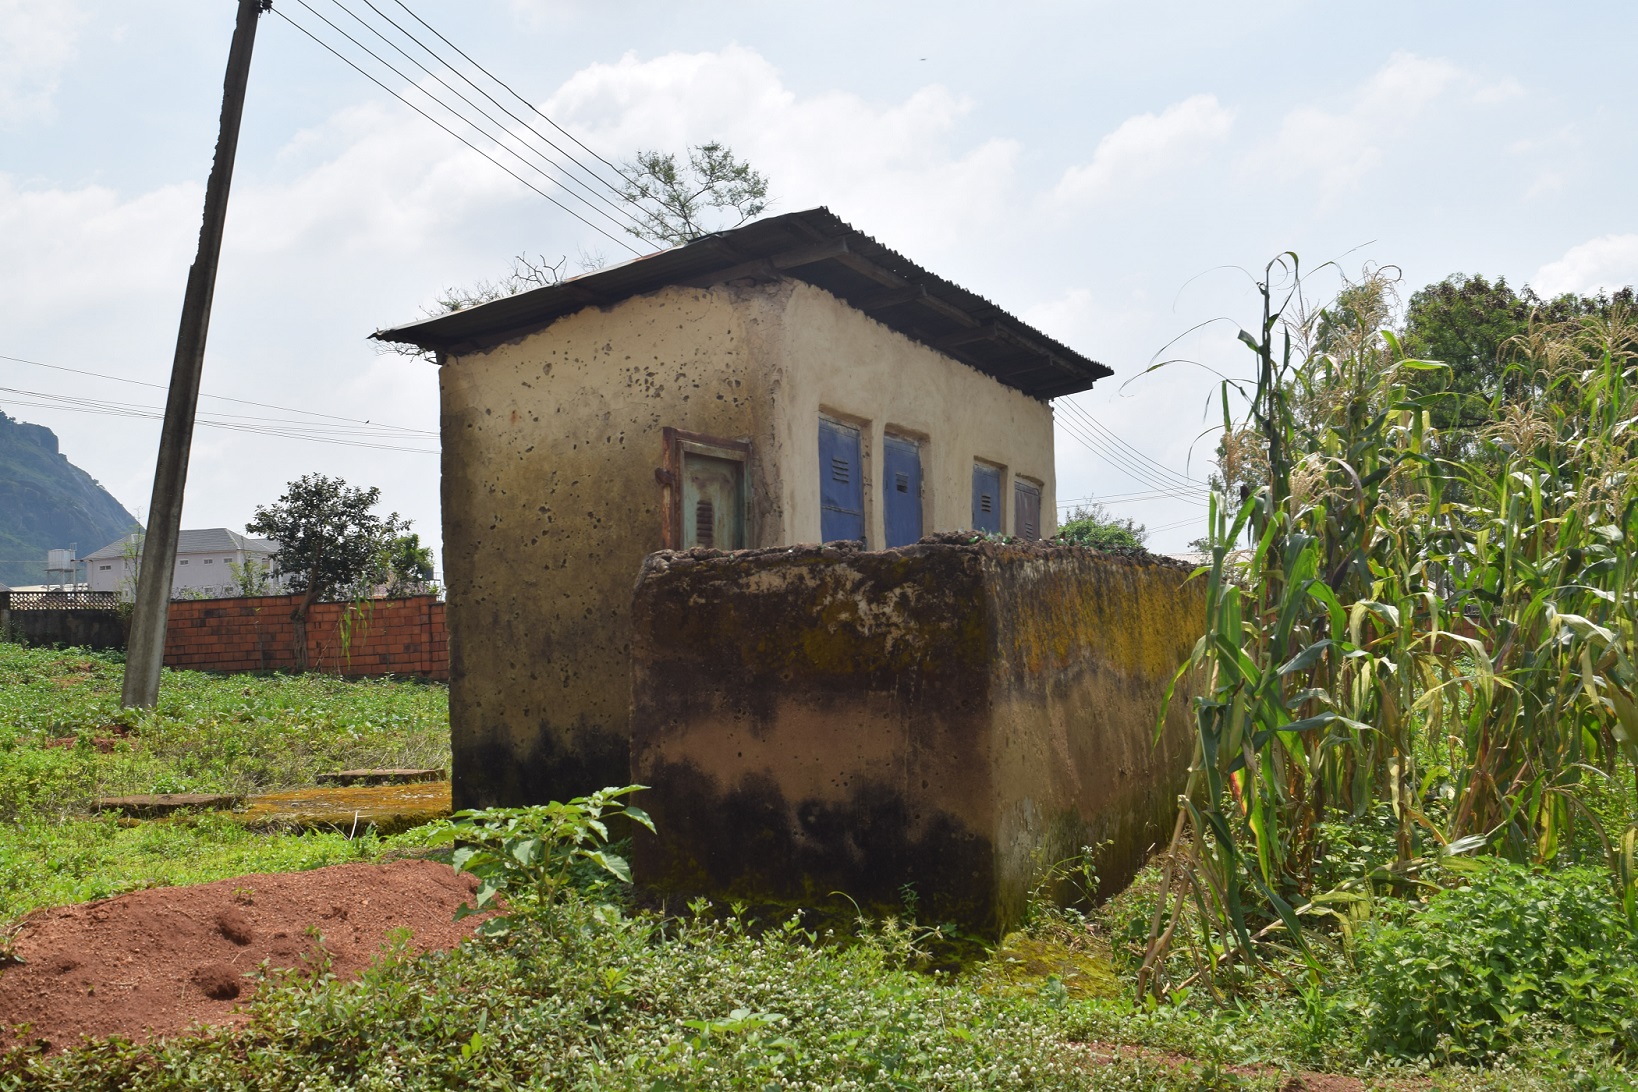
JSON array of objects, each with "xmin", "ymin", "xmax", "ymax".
[{"xmin": 4, "ymin": 0, "xmax": 1637, "ymax": 570}]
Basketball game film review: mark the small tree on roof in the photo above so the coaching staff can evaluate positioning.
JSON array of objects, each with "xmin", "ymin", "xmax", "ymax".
[
  {"xmin": 246, "ymin": 474, "xmax": 410, "ymax": 670},
  {"xmin": 618, "ymin": 142, "xmax": 769, "ymax": 247}
]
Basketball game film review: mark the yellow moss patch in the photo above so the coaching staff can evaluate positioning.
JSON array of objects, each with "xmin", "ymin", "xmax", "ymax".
[
  {"xmin": 988, "ymin": 929, "xmax": 1120, "ymax": 1000},
  {"xmin": 238, "ymin": 781, "xmax": 451, "ymax": 836}
]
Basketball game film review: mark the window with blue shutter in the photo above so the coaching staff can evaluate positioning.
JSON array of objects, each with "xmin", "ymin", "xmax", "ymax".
[
  {"xmin": 883, "ymin": 434, "xmax": 923, "ymax": 548},
  {"xmin": 972, "ymin": 462, "xmax": 1002, "ymax": 533},
  {"xmin": 1014, "ymin": 479, "xmax": 1041, "ymax": 540},
  {"xmin": 819, "ymin": 418, "xmax": 865, "ymax": 543}
]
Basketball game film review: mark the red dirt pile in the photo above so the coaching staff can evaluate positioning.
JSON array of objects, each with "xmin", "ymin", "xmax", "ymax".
[{"xmin": 0, "ymin": 859, "xmax": 481, "ymax": 1053}]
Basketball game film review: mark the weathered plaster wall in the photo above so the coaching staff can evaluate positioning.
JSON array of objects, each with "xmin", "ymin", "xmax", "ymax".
[
  {"xmin": 982, "ymin": 553, "xmax": 1201, "ymax": 925},
  {"xmin": 440, "ymin": 284, "xmax": 791, "ymax": 807},
  {"xmin": 440, "ymin": 275, "xmax": 1069, "ymax": 811},
  {"xmin": 629, "ymin": 539, "xmax": 1203, "ymax": 934},
  {"xmin": 771, "ymin": 283, "xmax": 1059, "ymax": 546}
]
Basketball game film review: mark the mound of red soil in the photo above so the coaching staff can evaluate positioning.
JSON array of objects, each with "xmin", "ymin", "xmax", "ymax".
[{"xmin": 0, "ymin": 859, "xmax": 482, "ymax": 1053}]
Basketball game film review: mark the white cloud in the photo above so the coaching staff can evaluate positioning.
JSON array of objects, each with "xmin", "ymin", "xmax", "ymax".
[
  {"xmin": 1267, "ymin": 52, "xmax": 1464, "ymax": 196},
  {"xmin": 1533, "ymin": 234, "xmax": 1638, "ymax": 296},
  {"xmin": 0, "ymin": 44, "xmax": 1029, "ymax": 552},
  {"xmin": 0, "ymin": 0, "xmax": 86, "ymax": 126},
  {"xmin": 1053, "ymin": 94, "xmax": 1234, "ymax": 204},
  {"xmin": 537, "ymin": 46, "xmax": 1022, "ymax": 258},
  {"xmin": 0, "ymin": 174, "xmax": 200, "ymax": 320}
]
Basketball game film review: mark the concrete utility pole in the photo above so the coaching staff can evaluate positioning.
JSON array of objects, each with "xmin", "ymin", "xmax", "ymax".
[{"xmin": 122, "ymin": 0, "xmax": 270, "ymax": 708}]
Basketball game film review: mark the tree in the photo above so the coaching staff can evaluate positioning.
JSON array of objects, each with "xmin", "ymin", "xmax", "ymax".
[
  {"xmin": 245, "ymin": 474, "xmax": 409, "ymax": 670},
  {"xmin": 227, "ymin": 555, "xmax": 272, "ymax": 597},
  {"xmin": 379, "ymin": 143, "xmax": 771, "ymax": 365},
  {"xmin": 618, "ymin": 142, "xmax": 769, "ymax": 247},
  {"xmin": 383, "ymin": 531, "xmax": 436, "ymax": 598},
  {"xmin": 1402, "ymin": 274, "xmax": 1638, "ymax": 432},
  {"xmin": 1055, "ymin": 503, "xmax": 1147, "ymax": 551}
]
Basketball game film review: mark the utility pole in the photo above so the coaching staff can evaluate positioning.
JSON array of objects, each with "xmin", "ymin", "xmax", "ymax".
[{"xmin": 122, "ymin": 0, "xmax": 270, "ymax": 708}]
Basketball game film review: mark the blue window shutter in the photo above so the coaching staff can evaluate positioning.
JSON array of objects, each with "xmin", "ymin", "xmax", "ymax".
[
  {"xmin": 883, "ymin": 435, "xmax": 923, "ymax": 548},
  {"xmin": 1013, "ymin": 479, "xmax": 1041, "ymax": 540},
  {"xmin": 819, "ymin": 419, "xmax": 865, "ymax": 543},
  {"xmin": 972, "ymin": 463, "xmax": 1002, "ymax": 533}
]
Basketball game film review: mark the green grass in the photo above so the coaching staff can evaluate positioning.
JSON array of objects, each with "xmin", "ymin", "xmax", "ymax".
[
  {"xmin": 0, "ymin": 644, "xmax": 448, "ymax": 819},
  {"xmin": 2, "ymin": 642, "xmax": 1635, "ymax": 1088},
  {"xmin": 0, "ymin": 642, "xmax": 449, "ymax": 921}
]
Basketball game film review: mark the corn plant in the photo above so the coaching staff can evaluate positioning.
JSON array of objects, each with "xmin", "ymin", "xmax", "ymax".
[{"xmin": 1138, "ymin": 259, "xmax": 1638, "ymax": 997}]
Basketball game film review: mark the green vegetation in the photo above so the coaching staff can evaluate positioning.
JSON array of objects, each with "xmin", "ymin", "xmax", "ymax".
[
  {"xmin": 1055, "ymin": 503, "xmax": 1148, "ymax": 551},
  {"xmin": 1136, "ymin": 260, "xmax": 1638, "ymax": 1070},
  {"xmin": 10, "ymin": 258, "xmax": 1638, "ymax": 1083},
  {"xmin": 0, "ymin": 643, "xmax": 447, "ymax": 920}
]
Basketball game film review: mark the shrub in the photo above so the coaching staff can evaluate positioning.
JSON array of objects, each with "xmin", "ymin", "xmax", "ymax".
[
  {"xmin": 1357, "ymin": 859, "xmax": 1638, "ymax": 1060},
  {"xmin": 427, "ymin": 785, "xmax": 651, "ymax": 934},
  {"xmin": 1055, "ymin": 504, "xmax": 1146, "ymax": 551}
]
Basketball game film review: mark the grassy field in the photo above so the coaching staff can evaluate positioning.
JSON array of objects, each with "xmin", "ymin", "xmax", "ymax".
[
  {"xmin": 3, "ymin": 642, "xmax": 1636, "ymax": 1088},
  {"xmin": 0, "ymin": 643, "xmax": 447, "ymax": 920}
]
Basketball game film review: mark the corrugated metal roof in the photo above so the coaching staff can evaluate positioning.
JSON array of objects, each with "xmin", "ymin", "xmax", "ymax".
[
  {"xmin": 371, "ymin": 207, "xmax": 1110, "ymax": 401},
  {"xmin": 81, "ymin": 529, "xmax": 278, "ymax": 561}
]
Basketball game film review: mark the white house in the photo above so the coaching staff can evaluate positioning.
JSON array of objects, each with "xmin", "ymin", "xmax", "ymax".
[{"xmin": 82, "ymin": 528, "xmax": 284, "ymax": 600}]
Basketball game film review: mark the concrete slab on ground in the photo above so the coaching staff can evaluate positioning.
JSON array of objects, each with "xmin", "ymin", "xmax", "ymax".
[
  {"xmin": 96, "ymin": 793, "xmax": 244, "ymax": 818},
  {"xmin": 315, "ymin": 768, "xmax": 446, "ymax": 786},
  {"xmin": 237, "ymin": 781, "xmax": 451, "ymax": 835}
]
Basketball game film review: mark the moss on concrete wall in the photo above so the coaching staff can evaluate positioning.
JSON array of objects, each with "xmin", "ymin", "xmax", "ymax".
[{"xmin": 630, "ymin": 537, "xmax": 1204, "ymax": 935}]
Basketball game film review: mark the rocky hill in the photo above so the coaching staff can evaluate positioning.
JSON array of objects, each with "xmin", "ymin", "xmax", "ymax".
[{"xmin": 0, "ymin": 413, "xmax": 140, "ymax": 588}]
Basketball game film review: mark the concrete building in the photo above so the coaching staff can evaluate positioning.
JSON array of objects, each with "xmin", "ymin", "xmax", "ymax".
[
  {"xmin": 375, "ymin": 208, "xmax": 1111, "ymax": 808},
  {"xmin": 82, "ymin": 528, "xmax": 282, "ymax": 600}
]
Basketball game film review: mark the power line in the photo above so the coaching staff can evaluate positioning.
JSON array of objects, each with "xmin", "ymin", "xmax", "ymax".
[
  {"xmin": 1053, "ymin": 412, "xmax": 1209, "ymax": 502},
  {"xmin": 307, "ymin": 0, "xmax": 647, "ymax": 240},
  {"xmin": 1055, "ymin": 414, "xmax": 1207, "ymax": 504},
  {"xmin": 0, "ymin": 387, "xmax": 439, "ymax": 454},
  {"xmin": 271, "ymin": 5, "xmax": 643, "ymax": 256},
  {"xmin": 388, "ymin": 0, "xmax": 636, "ymax": 189},
  {"xmin": 1055, "ymin": 396, "xmax": 1206, "ymax": 491},
  {"xmin": 0, "ymin": 352, "xmax": 435, "ymax": 436},
  {"xmin": 1057, "ymin": 491, "xmax": 1206, "ymax": 508},
  {"xmin": 1052, "ymin": 405, "xmax": 1204, "ymax": 498},
  {"xmin": 343, "ymin": 0, "xmax": 637, "ymax": 215}
]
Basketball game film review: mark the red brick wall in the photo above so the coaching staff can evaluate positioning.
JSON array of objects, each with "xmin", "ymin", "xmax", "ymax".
[{"xmin": 162, "ymin": 594, "xmax": 448, "ymax": 680}]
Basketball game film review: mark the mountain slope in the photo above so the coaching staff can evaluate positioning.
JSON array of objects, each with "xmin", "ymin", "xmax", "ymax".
[{"xmin": 0, "ymin": 413, "xmax": 140, "ymax": 588}]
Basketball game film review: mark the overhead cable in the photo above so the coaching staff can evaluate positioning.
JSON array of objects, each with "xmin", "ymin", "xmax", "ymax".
[
  {"xmin": 271, "ymin": 5, "xmax": 643, "ymax": 256},
  {"xmin": 0, "ymin": 387, "xmax": 438, "ymax": 454},
  {"xmin": 388, "ymin": 0, "xmax": 637, "ymax": 188},
  {"xmin": 1055, "ymin": 415, "xmax": 1207, "ymax": 504},
  {"xmin": 345, "ymin": 0, "xmax": 635, "ymax": 210},
  {"xmin": 1055, "ymin": 397, "xmax": 1206, "ymax": 491},
  {"xmin": 0, "ymin": 352, "xmax": 435, "ymax": 437},
  {"xmin": 316, "ymin": 0, "xmax": 646, "ymax": 239}
]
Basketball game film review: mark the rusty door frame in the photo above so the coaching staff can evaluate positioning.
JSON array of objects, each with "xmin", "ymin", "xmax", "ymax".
[{"xmin": 658, "ymin": 427, "xmax": 752, "ymax": 550}]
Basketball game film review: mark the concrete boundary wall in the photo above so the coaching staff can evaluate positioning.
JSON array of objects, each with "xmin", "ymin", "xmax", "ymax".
[
  {"xmin": 0, "ymin": 606, "xmax": 125, "ymax": 650},
  {"xmin": 629, "ymin": 537, "xmax": 1204, "ymax": 934}
]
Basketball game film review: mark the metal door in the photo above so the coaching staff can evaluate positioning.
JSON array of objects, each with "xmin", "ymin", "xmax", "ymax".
[
  {"xmin": 883, "ymin": 434, "xmax": 922, "ymax": 548},
  {"xmin": 1014, "ymin": 479, "xmax": 1041, "ymax": 540},
  {"xmin": 681, "ymin": 452, "xmax": 745, "ymax": 549},
  {"xmin": 971, "ymin": 462, "xmax": 1002, "ymax": 533},
  {"xmin": 819, "ymin": 418, "xmax": 864, "ymax": 542}
]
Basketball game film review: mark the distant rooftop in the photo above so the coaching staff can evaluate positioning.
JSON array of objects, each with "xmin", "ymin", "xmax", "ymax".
[
  {"xmin": 81, "ymin": 529, "xmax": 277, "ymax": 561},
  {"xmin": 372, "ymin": 207, "xmax": 1112, "ymax": 401}
]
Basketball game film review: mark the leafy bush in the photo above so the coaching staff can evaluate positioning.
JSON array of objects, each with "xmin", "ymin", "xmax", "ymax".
[
  {"xmin": 1055, "ymin": 504, "xmax": 1147, "ymax": 551},
  {"xmin": 1357, "ymin": 859, "xmax": 1638, "ymax": 1060},
  {"xmin": 428, "ymin": 785, "xmax": 652, "ymax": 934}
]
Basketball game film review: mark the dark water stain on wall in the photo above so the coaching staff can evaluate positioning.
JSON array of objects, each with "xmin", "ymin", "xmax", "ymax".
[{"xmin": 630, "ymin": 536, "xmax": 1205, "ymax": 935}]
